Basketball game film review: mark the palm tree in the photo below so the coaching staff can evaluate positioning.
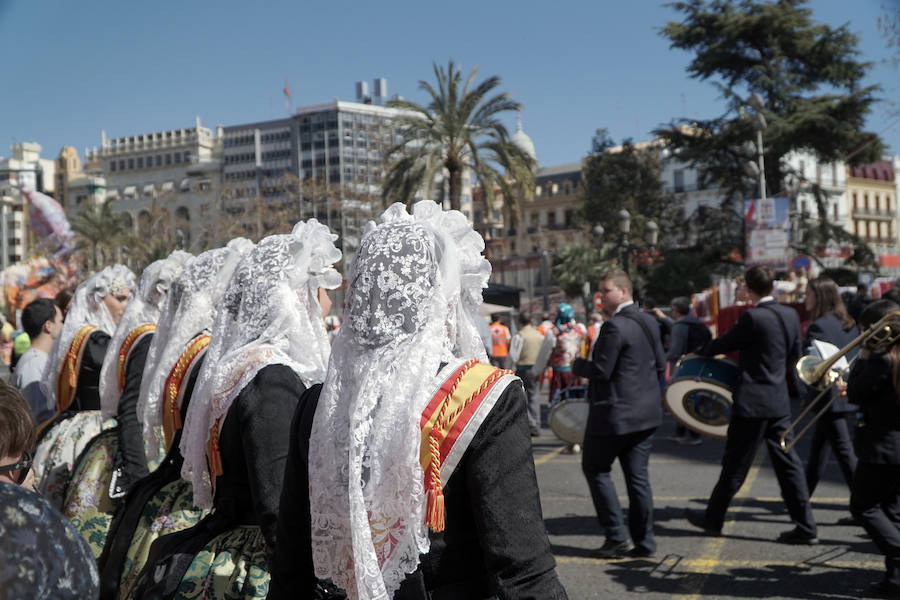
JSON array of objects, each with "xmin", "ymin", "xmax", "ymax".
[
  {"xmin": 384, "ymin": 59, "xmax": 536, "ymax": 213},
  {"xmin": 69, "ymin": 200, "xmax": 129, "ymax": 271}
]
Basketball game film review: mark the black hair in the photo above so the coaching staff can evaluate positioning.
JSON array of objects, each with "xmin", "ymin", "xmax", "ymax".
[
  {"xmin": 745, "ymin": 265, "xmax": 774, "ymax": 297},
  {"xmin": 21, "ymin": 298, "xmax": 58, "ymax": 339},
  {"xmin": 671, "ymin": 296, "xmax": 691, "ymax": 317}
]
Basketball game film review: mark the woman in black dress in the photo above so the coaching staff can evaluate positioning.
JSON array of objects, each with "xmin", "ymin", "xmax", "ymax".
[{"xmin": 132, "ymin": 221, "xmax": 341, "ymax": 600}]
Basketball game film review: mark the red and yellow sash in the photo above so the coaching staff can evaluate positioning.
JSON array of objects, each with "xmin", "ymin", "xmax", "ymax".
[
  {"xmin": 56, "ymin": 325, "xmax": 98, "ymax": 413},
  {"xmin": 117, "ymin": 323, "xmax": 157, "ymax": 392},
  {"xmin": 419, "ymin": 359, "xmax": 513, "ymax": 532},
  {"xmin": 163, "ymin": 333, "xmax": 211, "ymax": 450}
]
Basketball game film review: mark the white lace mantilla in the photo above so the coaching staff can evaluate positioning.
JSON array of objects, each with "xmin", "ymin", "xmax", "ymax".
[
  {"xmin": 99, "ymin": 251, "xmax": 192, "ymax": 419},
  {"xmin": 181, "ymin": 220, "xmax": 341, "ymax": 509},
  {"xmin": 308, "ymin": 201, "xmax": 490, "ymax": 600},
  {"xmin": 137, "ymin": 239, "xmax": 254, "ymax": 457},
  {"xmin": 41, "ymin": 264, "xmax": 135, "ymax": 413}
]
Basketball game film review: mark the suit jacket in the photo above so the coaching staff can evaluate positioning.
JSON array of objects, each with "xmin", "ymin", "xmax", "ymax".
[
  {"xmin": 697, "ymin": 300, "xmax": 801, "ymax": 419},
  {"xmin": 847, "ymin": 354, "xmax": 900, "ymax": 464},
  {"xmin": 572, "ymin": 304, "xmax": 665, "ymax": 436},
  {"xmin": 805, "ymin": 313, "xmax": 859, "ymax": 413}
]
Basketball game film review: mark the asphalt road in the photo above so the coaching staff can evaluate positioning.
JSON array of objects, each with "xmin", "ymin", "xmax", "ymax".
[{"xmin": 535, "ymin": 406, "xmax": 885, "ymax": 600}]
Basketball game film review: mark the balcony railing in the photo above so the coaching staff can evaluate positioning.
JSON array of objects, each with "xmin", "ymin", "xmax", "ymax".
[{"xmin": 852, "ymin": 207, "xmax": 895, "ymax": 218}]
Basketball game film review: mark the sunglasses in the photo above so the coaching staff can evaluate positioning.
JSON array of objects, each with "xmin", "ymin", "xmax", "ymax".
[{"xmin": 0, "ymin": 451, "xmax": 32, "ymax": 485}]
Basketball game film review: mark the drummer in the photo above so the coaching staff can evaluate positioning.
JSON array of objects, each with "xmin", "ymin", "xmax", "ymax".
[
  {"xmin": 684, "ymin": 265, "xmax": 819, "ymax": 544},
  {"xmin": 661, "ymin": 296, "xmax": 711, "ymax": 446}
]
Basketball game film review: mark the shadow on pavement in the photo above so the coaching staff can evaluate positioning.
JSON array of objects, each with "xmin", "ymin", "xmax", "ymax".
[{"xmin": 603, "ymin": 558, "xmax": 879, "ymax": 599}]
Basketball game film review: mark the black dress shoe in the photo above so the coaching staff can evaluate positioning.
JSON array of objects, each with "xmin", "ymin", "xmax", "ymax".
[
  {"xmin": 591, "ymin": 539, "xmax": 634, "ymax": 559},
  {"xmin": 684, "ymin": 508, "xmax": 721, "ymax": 536},
  {"xmin": 864, "ymin": 580, "xmax": 900, "ymax": 598},
  {"xmin": 776, "ymin": 527, "xmax": 819, "ymax": 545},
  {"xmin": 627, "ymin": 546, "xmax": 655, "ymax": 558}
]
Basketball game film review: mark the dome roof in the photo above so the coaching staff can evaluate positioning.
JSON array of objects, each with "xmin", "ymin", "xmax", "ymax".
[{"xmin": 510, "ymin": 113, "xmax": 536, "ymax": 162}]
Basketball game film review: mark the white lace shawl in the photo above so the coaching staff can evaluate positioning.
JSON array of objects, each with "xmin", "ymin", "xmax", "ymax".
[
  {"xmin": 99, "ymin": 251, "xmax": 193, "ymax": 419},
  {"xmin": 40, "ymin": 264, "xmax": 136, "ymax": 413},
  {"xmin": 137, "ymin": 239, "xmax": 254, "ymax": 457},
  {"xmin": 181, "ymin": 219, "xmax": 342, "ymax": 509},
  {"xmin": 308, "ymin": 201, "xmax": 490, "ymax": 600}
]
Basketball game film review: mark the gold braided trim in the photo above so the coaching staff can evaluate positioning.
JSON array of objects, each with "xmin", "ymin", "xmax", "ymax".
[
  {"xmin": 162, "ymin": 333, "xmax": 210, "ymax": 450},
  {"xmin": 117, "ymin": 324, "xmax": 156, "ymax": 392},
  {"xmin": 420, "ymin": 360, "xmax": 512, "ymax": 531},
  {"xmin": 56, "ymin": 325, "xmax": 97, "ymax": 413}
]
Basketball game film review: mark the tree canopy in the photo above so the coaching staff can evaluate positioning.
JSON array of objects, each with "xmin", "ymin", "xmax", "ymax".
[
  {"xmin": 657, "ymin": 0, "xmax": 883, "ymax": 267},
  {"xmin": 383, "ymin": 59, "xmax": 536, "ymax": 214}
]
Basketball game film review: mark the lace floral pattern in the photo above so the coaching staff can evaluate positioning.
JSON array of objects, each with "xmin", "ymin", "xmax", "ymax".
[
  {"xmin": 41, "ymin": 264, "xmax": 136, "ymax": 414},
  {"xmin": 308, "ymin": 201, "xmax": 490, "ymax": 600},
  {"xmin": 137, "ymin": 240, "xmax": 254, "ymax": 458},
  {"xmin": 99, "ymin": 251, "xmax": 192, "ymax": 419},
  {"xmin": 346, "ymin": 223, "xmax": 436, "ymax": 347},
  {"xmin": 181, "ymin": 219, "xmax": 341, "ymax": 508}
]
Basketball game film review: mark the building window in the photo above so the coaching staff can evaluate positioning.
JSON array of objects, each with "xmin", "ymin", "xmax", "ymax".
[
  {"xmin": 674, "ymin": 169, "xmax": 684, "ymax": 193},
  {"xmin": 184, "ymin": 151, "xmax": 191, "ymax": 163},
  {"xmin": 137, "ymin": 157, "xmax": 144, "ymax": 168},
  {"xmin": 119, "ymin": 160, "xmax": 126, "ymax": 170},
  {"xmin": 832, "ymin": 163, "xmax": 837, "ymax": 185},
  {"xmin": 174, "ymin": 152, "xmax": 182, "ymax": 164},
  {"xmin": 166, "ymin": 154, "xmax": 172, "ymax": 165},
  {"xmin": 833, "ymin": 203, "xmax": 838, "ymax": 221},
  {"xmin": 156, "ymin": 155, "xmax": 162, "ymax": 166},
  {"xmin": 110, "ymin": 161, "xmax": 117, "ymax": 172},
  {"xmin": 800, "ymin": 200, "xmax": 807, "ymax": 215}
]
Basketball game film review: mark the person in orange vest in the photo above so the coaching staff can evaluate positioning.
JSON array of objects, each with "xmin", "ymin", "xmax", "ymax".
[
  {"xmin": 581, "ymin": 311, "xmax": 604, "ymax": 359},
  {"xmin": 489, "ymin": 313, "xmax": 511, "ymax": 369}
]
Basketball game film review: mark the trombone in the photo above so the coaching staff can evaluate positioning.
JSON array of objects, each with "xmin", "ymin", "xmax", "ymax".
[{"xmin": 779, "ymin": 310, "xmax": 900, "ymax": 452}]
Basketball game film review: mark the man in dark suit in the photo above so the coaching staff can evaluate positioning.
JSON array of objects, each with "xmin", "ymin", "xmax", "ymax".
[
  {"xmin": 685, "ymin": 265, "xmax": 819, "ymax": 544},
  {"xmin": 573, "ymin": 270, "xmax": 665, "ymax": 558}
]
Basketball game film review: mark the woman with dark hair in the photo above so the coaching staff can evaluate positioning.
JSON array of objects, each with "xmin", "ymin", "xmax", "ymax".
[
  {"xmin": 802, "ymin": 277, "xmax": 860, "ymax": 497},
  {"xmin": 0, "ymin": 382, "xmax": 36, "ymax": 489},
  {"xmin": 848, "ymin": 299, "xmax": 900, "ymax": 597},
  {"xmin": 55, "ymin": 287, "xmax": 74, "ymax": 320}
]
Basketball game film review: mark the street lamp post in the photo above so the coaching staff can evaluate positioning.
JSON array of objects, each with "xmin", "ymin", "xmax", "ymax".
[
  {"xmin": 539, "ymin": 248, "xmax": 550, "ymax": 312},
  {"xmin": 746, "ymin": 93, "xmax": 767, "ymax": 201},
  {"xmin": 617, "ymin": 209, "xmax": 632, "ymax": 275}
]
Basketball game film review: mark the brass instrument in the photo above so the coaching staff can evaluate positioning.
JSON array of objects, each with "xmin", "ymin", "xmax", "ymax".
[{"xmin": 779, "ymin": 310, "xmax": 900, "ymax": 452}]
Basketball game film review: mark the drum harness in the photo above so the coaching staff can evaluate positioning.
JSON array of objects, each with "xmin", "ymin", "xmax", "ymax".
[{"xmin": 618, "ymin": 311, "xmax": 665, "ymax": 370}]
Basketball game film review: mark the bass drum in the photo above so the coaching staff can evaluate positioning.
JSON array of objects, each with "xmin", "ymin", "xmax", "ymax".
[
  {"xmin": 549, "ymin": 386, "xmax": 588, "ymax": 445},
  {"xmin": 664, "ymin": 355, "xmax": 738, "ymax": 440}
]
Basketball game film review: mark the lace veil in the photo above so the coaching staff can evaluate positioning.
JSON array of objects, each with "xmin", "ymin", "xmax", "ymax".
[
  {"xmin": 40, "ymin": 264, "xmax": 136, "ymax": 413},
  {"xmin": 99, "ymin": 251, "xmax": 193, "ymax": 419},
  {"xmin": 308, "ymin": 201, "xmax": 489, "ymax": 600},
  {"xmin": 181, "ymin": 219, "xmax": 342, "ymax": 509},
  {"xmin": 137, "ymin": 239, "xmax": 254, "ymax": 456}
]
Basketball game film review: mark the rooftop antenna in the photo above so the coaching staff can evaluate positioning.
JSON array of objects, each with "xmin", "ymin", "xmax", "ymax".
[{"xmin": 283, "ymin": 78, "xmax": 292, "ymax": 117}]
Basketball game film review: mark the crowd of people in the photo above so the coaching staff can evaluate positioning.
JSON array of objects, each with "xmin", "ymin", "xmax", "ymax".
[
  {"xmin": 4, "ymin": 199, "xmax": 900, "ymax": 598},
  {"xmin": 0, "ymin": 202, "xmax": 568, "ymax": 600}
]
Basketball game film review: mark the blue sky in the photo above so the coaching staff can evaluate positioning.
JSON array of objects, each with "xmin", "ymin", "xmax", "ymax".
[{"xmin": 0, "ymin": 0, "xmax": 897, "ymax": 169}]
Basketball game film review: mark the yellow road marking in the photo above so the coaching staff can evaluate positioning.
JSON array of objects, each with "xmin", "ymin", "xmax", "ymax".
[
  {"xmin": 534, "ymin": 445, "xmax": 566, "ymax": 465},
  {"xmin": 540, "ymin": 495, "xmax": 849, "ymax": 504},
  {"xmin": 554, "ymin": 556, "xmax": 883, "ymax": 569},
  {"xmin": 674, "ymin": 461, "xmax": 762, "ymax": 600}
]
